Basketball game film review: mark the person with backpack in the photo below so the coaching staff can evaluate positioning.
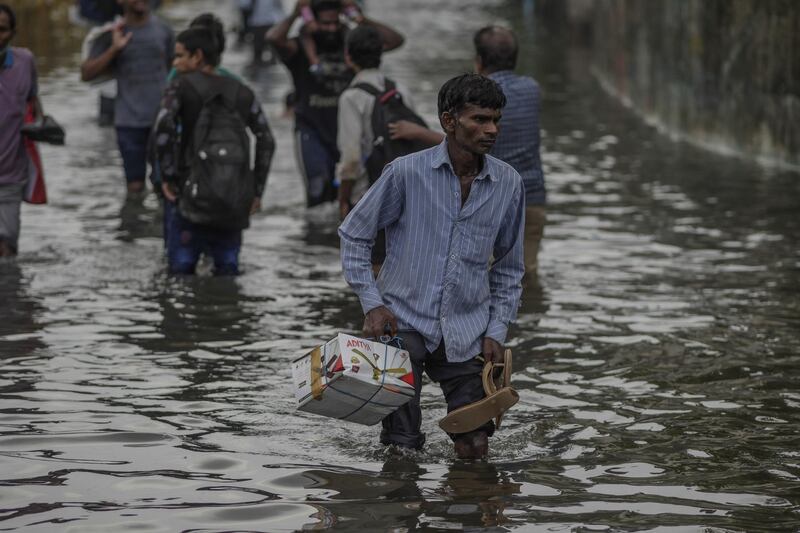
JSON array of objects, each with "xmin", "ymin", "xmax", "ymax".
[
  {"xmin": 335, "ymin": 25, "xmax": 431, "ymax": 268},
  {"xmin": 154, "ymin": 27, "xmax": 275, "ymax": 275}
]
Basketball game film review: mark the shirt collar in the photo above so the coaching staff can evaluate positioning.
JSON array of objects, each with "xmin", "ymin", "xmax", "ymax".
[
  {"xmin": 431, "ymin": 140, "xmax": 498, "ymax": 182},
  {"xmin": 487, "ymin": 69, "xmax": 515, "ymax": 81},
  {"xmin": 2, "ymin": 48, "xmax": 13, "ymax": 69},
  {"xmin": 350, "ymin": 68, "xmax": 383, "ymax": 86}
]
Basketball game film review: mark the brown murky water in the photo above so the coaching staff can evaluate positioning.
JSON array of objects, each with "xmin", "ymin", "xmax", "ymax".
[{"xmin": 1, "ymin": 0, "xmax": 799, "ymax": 531}]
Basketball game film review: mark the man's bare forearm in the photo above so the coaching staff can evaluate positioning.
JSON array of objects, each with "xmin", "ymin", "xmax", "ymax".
[
  {"xmin": 266, "ymin": 10, "xmax": 299, "ymax": 52},
  {"xmin": 81, "ymin": 47, "xmax": 117, "ymax": 82}
]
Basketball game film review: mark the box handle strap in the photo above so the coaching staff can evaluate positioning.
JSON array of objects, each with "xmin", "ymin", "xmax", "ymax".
[
  {"xmin": 310, "ymin": 346, "xmax": 324, "ymax": 400},
  {"xmin": 338, "ymin": 341, "xmax": 392, "ymax": 421}
]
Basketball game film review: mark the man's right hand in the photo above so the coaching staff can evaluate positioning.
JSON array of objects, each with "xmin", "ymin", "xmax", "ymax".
[
  {"xmin": 111, "ymin": 23, "xmax": 133, "ymax": 52},
  {"xmin": 363, "ymin": 305, "xmax": 398, "ymax": 340}
]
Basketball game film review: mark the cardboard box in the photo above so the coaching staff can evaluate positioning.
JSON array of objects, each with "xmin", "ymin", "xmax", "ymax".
[{"xmin": 292, "ymin": 333, "xmax": 415, "ymax": 425}]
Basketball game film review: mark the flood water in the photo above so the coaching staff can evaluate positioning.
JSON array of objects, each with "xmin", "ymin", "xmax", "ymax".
[{"xmin": 2, "ymin": 0, "xmax": 799, "ymax": 531}]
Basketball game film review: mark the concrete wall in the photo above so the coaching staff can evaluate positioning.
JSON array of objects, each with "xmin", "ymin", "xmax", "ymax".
[{"xmin": 540, "ymin": 0, "xmax": 800, "ymax": 170}]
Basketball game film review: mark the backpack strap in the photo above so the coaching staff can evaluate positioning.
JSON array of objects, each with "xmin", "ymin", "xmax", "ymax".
[
  {"xmin": 183, "ymin": 72, "xmax": 240, "ymax": 108},
  {"xmin": 354, "ymin": 78, "xmax": 400, "ymax": 104}
]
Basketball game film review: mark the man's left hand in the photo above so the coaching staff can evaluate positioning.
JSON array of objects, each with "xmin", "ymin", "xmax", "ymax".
[
  {"xmin": 161, "ymin": 182, "xmax": 178, "ymax": 202},
  {"xmin": 482, "ymin": 337, "xmax": 504, "ymax": 364},
  {"xmin": 251, "ymin": 197, "xmax": 262, "ymax": 214}
]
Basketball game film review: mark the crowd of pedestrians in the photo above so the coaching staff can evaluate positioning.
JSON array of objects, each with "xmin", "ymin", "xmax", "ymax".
[{"xmin": 1, "ymin": 0, "xmax": 547, "ymax": 460}]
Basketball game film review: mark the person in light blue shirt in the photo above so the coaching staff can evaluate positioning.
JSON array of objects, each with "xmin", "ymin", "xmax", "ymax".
[
  {"xmin": 475, "ymin": 26, "xmax": 546, "ymax": 276},
  {"xmin": 339, "ymin": 74, "xmax": 525, "ymax": 459}
]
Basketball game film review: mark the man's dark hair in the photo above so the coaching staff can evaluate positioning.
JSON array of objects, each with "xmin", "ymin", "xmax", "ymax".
[
  {"xmin": 0, "ymin": 3, "xmax": 16, "ymax": 30},
  {"xmin": 438, "ymin": 73, "xmax": 506, "ymax": 116},
  {"xmin": 311, "ymin": 0, "xmax": 341, "ymax": 18},
  {"xmin": 345, "ymin": 25, "xmax": 382, "ymax": 69},
  {"xmin": 177, "ymin": 27, "xmax": 220, "ymax": 68},
  {"xmin": 190, "ymin": 13, "xmax": 225, "ymax": 61},
  {"xmin": 473, "ymin": 26, "xmax": 518, "ymax": 72}
]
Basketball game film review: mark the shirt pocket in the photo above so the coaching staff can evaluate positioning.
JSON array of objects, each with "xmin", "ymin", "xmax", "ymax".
[{"xmin": 459, "ymin": 219, "xmax": 496, "ymax": 268}]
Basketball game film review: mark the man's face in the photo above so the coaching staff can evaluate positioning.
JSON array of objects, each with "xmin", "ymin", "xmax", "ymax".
[
  {"xmin": 442, "ymin": 104, "xmax": 502, "ymax": 155},
  {"xmin": 118, "ymin": 0, "xmax": 150, "ymax": 17},
  {"xmin": 312, "ymin": 9, "xmax": 343, "ymax": 51},
  {"xmin": 0, "ymin": 12, "xmax": 14, "ymax": 50},
  {"xmin": 172, "ymin": 42, "xmax": 201, "ymax": 74}
]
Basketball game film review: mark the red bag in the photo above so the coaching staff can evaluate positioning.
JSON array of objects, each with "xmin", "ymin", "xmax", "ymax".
[{"xmin": 23, "ymin": 102, "xmax": 47, "ymax": 205}]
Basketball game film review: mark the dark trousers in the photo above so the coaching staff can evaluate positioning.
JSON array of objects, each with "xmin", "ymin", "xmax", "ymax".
[
  {"xmin": 116, "ymin": 126, "xmax": 150, "ymax": 184},
  {"xmin": 381, "ymin": 331, "xmax": 495, "ymax": 450},
  {"xmin": 164, "ymin": 200, "xmax": 242, "ymax": 276},
  {"xmin": 294, "ymin": 125, "xmax": 338, "ymax": 207}
]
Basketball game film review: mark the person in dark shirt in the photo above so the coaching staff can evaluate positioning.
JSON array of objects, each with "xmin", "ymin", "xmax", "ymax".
[
  {"xmin": 154, "ymin": 27, "xmax": 275, "ymax": 275},
  {"xmin": 267, "ymin": 0, "xmax": 404, "ymax": 207}
]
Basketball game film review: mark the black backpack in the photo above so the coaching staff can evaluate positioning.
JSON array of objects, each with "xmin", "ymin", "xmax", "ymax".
[
  {"xmin": 179, "ymin": 77, "xmax": 255, "ymax": 230},
  {"xmin": 354, "ymin": 79, "xmax": 429, "ymax": 184}
]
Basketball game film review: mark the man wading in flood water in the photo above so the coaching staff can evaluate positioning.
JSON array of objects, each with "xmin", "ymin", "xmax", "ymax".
[
  {"xmin": 339, "ymin": 74, "xmax": 525, "ymax": 459},
  {"xmin": 81, "ymin": 0, "xmax": 174, "ymax": 196}
]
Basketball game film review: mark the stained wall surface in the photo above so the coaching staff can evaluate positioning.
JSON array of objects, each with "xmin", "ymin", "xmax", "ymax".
[{"xmin": 541, "ymin": 0, "xmax": 800, "ymax": 169}]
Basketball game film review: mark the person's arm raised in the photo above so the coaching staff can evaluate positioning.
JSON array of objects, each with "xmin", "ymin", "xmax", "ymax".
[
  {"xmin": 266, "ymin": 0, "xmax": 308, "ymax": 58},
  {"xmin": 345, "ymin": 0, "xmax": 405, "ymax": 51}
]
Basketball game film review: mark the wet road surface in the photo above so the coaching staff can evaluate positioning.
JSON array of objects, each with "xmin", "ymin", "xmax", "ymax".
[{"xmin": 1, "ymin": 0, "xmax": 799, "ymax": 531}]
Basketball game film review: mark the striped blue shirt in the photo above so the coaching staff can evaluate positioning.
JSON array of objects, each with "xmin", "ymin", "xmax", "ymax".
[
  {"xmin": 489, "ymin": 70, "xmax": 546, "ymax": 206},
  {"xmin": 339, "ymin": 140, "xmax": 526, "ymax": 362}
]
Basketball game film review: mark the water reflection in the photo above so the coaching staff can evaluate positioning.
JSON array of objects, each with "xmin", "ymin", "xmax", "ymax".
[
  {"xmin": 283, "ymin": 459, "xmax": 524, "ymax": 530},
  {"xmin": 118, "ymin": 195, "xmax": 163, "ymax": 243},
  {"xmin": 0, "ymin": 262, "xmax": 44, "ymax": 357}
]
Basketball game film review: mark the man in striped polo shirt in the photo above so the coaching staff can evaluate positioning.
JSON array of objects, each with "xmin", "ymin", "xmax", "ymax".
[
  {"xmin": 475, "ymin": 26, "xmax": 546, "ymax": 277},
  {"xmin": 339, "ymin": 74, "xmax": 526, "ymax": 459}
]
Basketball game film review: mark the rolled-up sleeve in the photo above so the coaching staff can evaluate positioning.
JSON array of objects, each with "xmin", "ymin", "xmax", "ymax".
[
  {"xmin": 486, "ymin": 178, "xmax": 526, "ymax": 344},
  {"xmin": 338, "ymin": 163, "xmax": 404, "ymax": 314}
]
